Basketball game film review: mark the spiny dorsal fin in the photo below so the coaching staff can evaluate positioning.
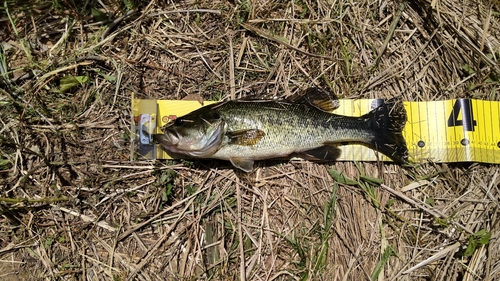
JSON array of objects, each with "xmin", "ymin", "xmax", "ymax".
[{"xmin": 287, "ymin": 87, "xmax": 339, "ymax": 112}]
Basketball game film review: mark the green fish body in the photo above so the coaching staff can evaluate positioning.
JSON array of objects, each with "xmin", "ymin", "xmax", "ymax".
[{"xmin": 155, "ymin": 89, "xmax": 409, "ymax": 172}]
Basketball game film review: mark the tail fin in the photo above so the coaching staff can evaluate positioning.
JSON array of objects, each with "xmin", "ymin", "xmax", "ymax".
[{"xmin": 365, "ymin": 98, "xmax": 409, "ymax": 163}]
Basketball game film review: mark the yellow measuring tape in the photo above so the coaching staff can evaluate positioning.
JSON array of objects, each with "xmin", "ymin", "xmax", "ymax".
[{"xmin": 132, "ymin": 97, "xmax": 500, "ymax": 164}]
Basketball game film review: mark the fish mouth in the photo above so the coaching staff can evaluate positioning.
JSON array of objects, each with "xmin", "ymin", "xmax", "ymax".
[
  {"xmin": 164, "ymin": 131, "xmax": 180, "ymax": 146},
  {"xmin": 154, "ymin": 131, "xmax": 180, "ymax": 152},
  {"xmin": 155, "ymin": 122, "xmax": 224, "ymax": 158}
]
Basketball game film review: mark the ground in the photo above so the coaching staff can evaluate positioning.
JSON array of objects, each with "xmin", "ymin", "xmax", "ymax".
[{"xmin": 0, "ymin": 0, "xmax": 499, "ymax": 280}]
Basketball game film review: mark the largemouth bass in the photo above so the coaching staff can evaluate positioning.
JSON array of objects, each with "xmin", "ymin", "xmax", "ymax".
[{"xmin": 154, "ymin": 88, "xmax": 409, "ymax": 172}]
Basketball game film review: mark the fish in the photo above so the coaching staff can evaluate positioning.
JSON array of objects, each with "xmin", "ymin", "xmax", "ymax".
[{"xmin": 154, "ymin": 88, "xmax": 409, "ymax": 172}]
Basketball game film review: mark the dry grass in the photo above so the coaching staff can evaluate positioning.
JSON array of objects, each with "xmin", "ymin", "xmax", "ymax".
[{"xmin": 1, "ymin": 0, "xmax": 499, "ymax": 280}]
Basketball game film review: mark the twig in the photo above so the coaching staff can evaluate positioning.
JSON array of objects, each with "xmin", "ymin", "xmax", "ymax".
[
  {"xmin": 110, "ymin": 59, "xmax": 122, "ymax": 112},
  {"xmin": 0, "ymin": 87, "xmax": 56, "ymax": 130},
  {"xmin": 380, "ymin": 184, "xmax": 473, "ymax": 234},
  {"xmin": 148, "ymin": 9, "xmax": 222, "ymax": 17},
  {"xmin": 126, "ymin": 200, "xmax": 193, "ymax": 281},
  {"xmin": 101, "ymin": 9, "xmax": 138, "ymax": 41},
  {"xmin": 96, "ymin": 180, "xmax": 154, "ymax": 206},
  {"xmin": 118, "ymin": 183, "xmax": 212, "ymax": 241},
  {"xmin": 0, "ymin": 240, "xmax": 36, "ymax": 256},
  {"xmin": 53, "ymin": 205, "xmax": 117, "ymax": 232},
  {"xmin": 374, "ymin": 0, "xmax": 407, "ymax": 67},
  {"xmin": 402, "ymin": 242, "xmax": 460, "ymax": 274},
  {"xmin": 240, "ymin": 23, "xmax": 334, "ymax": 61},
  {"xmin": 33, "ymin": 61, "xmax": 94, "ymax": 91},
  {"xmin": 123, "ymin": 58, "xmax": 195, "ymax": 80},
  {"xmin": 228, "ymin": 31, "xmax": 236, "ymax": 100},
  {"xmin": 0, "ymin": 197, "xmax": 70, "ymax": 204},
  {"xmin": 50, "ymin": 17, "xmax": 76, "ymax": 54},
  {"xmin": 236, "ymin": 177, "xmax": 246, "ymax": 281},
  {"xmin": 194, "ymin": 45, "xmax": 223, "ymax": 80}
]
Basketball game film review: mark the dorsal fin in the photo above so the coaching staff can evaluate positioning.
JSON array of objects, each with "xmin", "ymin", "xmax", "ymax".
[{"xmin": 287, "ymin": 87, "xmax": 339, "ymax": 112}]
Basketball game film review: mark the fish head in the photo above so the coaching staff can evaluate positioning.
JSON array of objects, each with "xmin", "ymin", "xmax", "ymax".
[{"xmin": 158, "ymin": 108, "xmax": 224, "ymax": 158}]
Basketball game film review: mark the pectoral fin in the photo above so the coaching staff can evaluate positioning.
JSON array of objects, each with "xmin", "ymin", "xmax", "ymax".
[
  {"xmin": 227, "ymin": 129, "xmax": 265, "ymax": 146},
  {"xmin": 229, "ymin": 157, "xmax": 255, "ymax": 172}
]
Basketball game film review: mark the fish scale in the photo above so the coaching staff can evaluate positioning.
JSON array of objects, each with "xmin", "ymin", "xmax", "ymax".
[
  {"xmin": 155, "ymin": 88, "xmax": 408, "ymax": 172},
  {"xmin": 213, "ymin": 100, "xmax": 374, "ymax": 161}
]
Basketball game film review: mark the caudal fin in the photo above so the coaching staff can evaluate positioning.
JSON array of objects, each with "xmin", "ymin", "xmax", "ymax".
[{"xmin": 365, "ymin": 98, "xmax": 409, "ymax": 163}]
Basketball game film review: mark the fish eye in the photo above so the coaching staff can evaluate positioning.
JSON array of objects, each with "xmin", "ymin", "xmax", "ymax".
[{"xmin": 174, "ymin": 118, "xmax": 184, "ymax": 126}]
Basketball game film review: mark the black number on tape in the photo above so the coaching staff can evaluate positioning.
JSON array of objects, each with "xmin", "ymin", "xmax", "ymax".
[{"xmin": 447, "ymin": 99, "xmax": 477, "ymax": 131}]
